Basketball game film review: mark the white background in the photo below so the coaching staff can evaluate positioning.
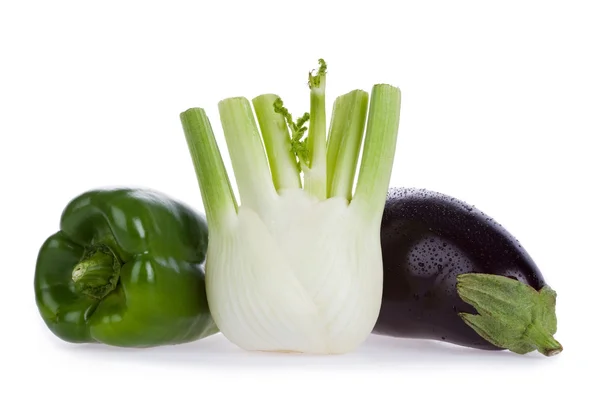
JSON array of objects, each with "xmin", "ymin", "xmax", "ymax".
[{"xmin": 1, "ymin": 0, "xmax": 598, "ymax": 398}]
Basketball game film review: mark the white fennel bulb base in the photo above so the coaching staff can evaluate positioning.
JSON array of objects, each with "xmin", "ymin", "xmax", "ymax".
[{"xmin": 206, "ymin": 190, "xmax": 383, "ymax": 354}]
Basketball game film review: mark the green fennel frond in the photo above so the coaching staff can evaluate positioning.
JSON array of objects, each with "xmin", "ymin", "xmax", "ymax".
[
  {"xmin": 274, "ymin": 97, "xmax": 310, "ymax": 167},
  {"xmin": 308, "ymin": 59, "xmax": 327, "ymax": 89}
]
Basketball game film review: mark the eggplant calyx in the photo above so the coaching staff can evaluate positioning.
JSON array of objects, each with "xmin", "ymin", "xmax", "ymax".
[{"xmin": 456, "ymin": 273, "xmax": 562, "ymax": 357}]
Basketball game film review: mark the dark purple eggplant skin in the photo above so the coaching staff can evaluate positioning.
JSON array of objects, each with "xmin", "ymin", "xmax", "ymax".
[{"xmin": 373, "ymin": 187, "xmax": 547, "ymax": 350}]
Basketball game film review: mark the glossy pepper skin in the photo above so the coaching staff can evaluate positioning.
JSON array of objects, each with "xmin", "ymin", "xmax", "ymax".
[{"xmin": 34, "ymin": 187, "xmax": 219, "ymax": 347}]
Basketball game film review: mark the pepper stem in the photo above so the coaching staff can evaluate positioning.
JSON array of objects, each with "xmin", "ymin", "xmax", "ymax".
[{"xmin": 72, "ymin": 244, "xmax": 121, "ymax": 300}]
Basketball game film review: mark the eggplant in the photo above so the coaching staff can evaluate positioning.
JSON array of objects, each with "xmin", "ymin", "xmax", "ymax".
[{"xmin": 373, "ymin": 187, "xmax": 562, "ymax": 356}]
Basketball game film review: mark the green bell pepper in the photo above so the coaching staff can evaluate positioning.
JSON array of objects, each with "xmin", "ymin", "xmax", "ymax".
[{"xmin": 34, "ymin": 187, "xmax": 219, "ymax": 347}]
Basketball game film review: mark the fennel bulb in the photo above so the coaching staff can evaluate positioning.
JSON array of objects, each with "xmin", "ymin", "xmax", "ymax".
[{"xmin": 180, "ymin": 60, "xmax": 401, "ymax": 354}]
